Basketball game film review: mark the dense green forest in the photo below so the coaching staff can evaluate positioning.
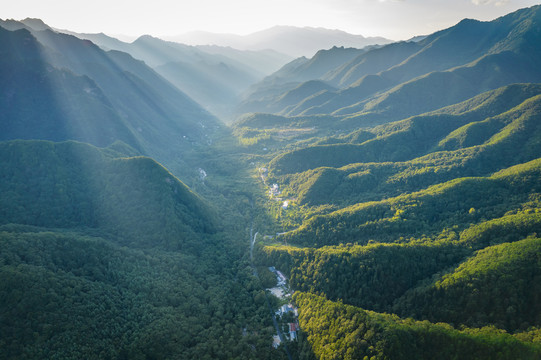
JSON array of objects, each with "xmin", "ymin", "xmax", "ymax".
[
  {"xmin": 256, "ymin": 211, "xmax": 541, "ymax": 324},
  {"xmin": 394, "ymin": 236, "xmax": 541, "ymax": 332},
  {"xmin": 3, "ymin": 5, "xmax": 541, "ymax": 359},
  {"xmin": 0, "ymin": 140, "xmax": 289, "ymax": 359},
  {"xmin": 294, "ymin": 292, "xmax": 541, "ymax": 360},
  {"xmin": 0, "ymin": 140, "xmax": 216, "ymax": 250},
  {"xmin": 246, "ymin": 6, "xmax": 541, "ymax": 358},
  {"xmin": 0, "ymin": 227, "xmax": 267, "ymax": 359}
]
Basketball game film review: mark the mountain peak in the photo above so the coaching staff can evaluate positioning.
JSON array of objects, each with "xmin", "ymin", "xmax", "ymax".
[
  {"xmin": 20, "ymin": 18, "xmax": 51, "ymax": 31},
  {"xmin": 134, "ymin": 34, "xmax": 159, "ymax": 42}
]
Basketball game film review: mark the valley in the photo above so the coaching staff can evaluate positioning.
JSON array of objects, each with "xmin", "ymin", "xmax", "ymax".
[{"xmin": 2, "ymin": 4, "xmax": 541, "ymax": 359}]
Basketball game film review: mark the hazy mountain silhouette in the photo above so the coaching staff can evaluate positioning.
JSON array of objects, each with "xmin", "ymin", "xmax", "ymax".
[
  {"xmin": 50, "ymin": 28, "xmax": 291, "ymax": 120},
  {"xmin": 0, "ymin": 17, "xmax": 52, "ymax": 32},
  {"xmin": 165, "ymin": 25, "xmax": 392, "ymax": 58}
]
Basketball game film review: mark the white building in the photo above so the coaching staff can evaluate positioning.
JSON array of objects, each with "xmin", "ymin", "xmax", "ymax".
[
  {"xmin": 269, "ymin": 183, "xmax": 280, "ymax": 196},
  {"xmin": 272, "ymin": 335, "xmax": 281, "ymax": 349}
]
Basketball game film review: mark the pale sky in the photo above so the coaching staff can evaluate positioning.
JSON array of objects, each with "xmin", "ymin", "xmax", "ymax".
[{"xmin": 2, "ymin": 0, "xmax": 540, "ymax": 40}]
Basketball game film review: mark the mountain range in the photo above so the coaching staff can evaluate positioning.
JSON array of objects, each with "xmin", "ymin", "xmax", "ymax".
[
  {"xmin": 0, "ymin": 19, "xmax": 271, "ymax": 360},
  {"xmin": 235, "ymin": 5, "xmax": 541, "ymax": 358},
  {"xmin": 0, "ymin": 18, "xmax": 292, "ymax": 121},
  {"xmin": 237, "ymin": 5, "xmax": 541, "ymax": 124},
  {"xmin": 0, "ymin": 20, "xmax": 227, "ymax": 181},
  {"xmin": 2, "ymin": 4, "xmax": 541, "ymax": 359},
  {"xmin": 164, "ymin": 25, "xmax": 392, "ymax": 58}
]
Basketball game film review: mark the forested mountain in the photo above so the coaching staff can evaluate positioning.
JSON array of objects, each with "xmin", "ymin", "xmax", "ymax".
[
  {"xmin": 242, "ymin": 5, "xmax": 541, "ymax": 359},
  {"xmin": 294, "ymin": 292, "xmax": 541, "ymax": 360},
  {"xmin": 0, "ymin": 139, "xmax": 289, "ymax": 359},
  {"xmin": 1, "ymin": 18, "xmax": 292, "ymax": 121},
  {"xmin": 255, "ymin": 150, "xmax": 541, "ymax": 358},
  {"xmin": 238, "ymin": 5, "xmax": 541, "ymax": 123},
  {"xmin": 237, "ymin": 46, "xmax": 368, "ymax": 115},
  {"xmin": 0, "ymin": 16, "xmax": 295, "ymax": 357},
  {"xmin": 0, "ymin": 140, "xmax": 217, "ymax": 250},
  {"xmin": 395, "ymin": 236, "xmax": 541, "ymax": 332},
  {"xmin": 0, "ymin": 27, "xmax": 138, "ymax": 149},
  {"xmin": 257, "ymin": 83, "xmax": 541, "ymax": 209},
  {"xmin": 2, "ymin": 4, "xmax": 541, "ymax": 360},
  {"xmin": 59, "ymin": 32, "xmax": 292, "ymax": 83},
  {"xmin": 0, "ymin": 23, "xmax": 224, "ymax": 181}
]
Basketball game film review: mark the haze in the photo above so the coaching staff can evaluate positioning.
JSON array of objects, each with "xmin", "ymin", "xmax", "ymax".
[{"xmin": 3, "ymin": 0, "xmax": 541, "ymax": 41}]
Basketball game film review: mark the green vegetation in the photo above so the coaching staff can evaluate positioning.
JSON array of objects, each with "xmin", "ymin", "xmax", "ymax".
[
  {"xmin": 258, "ymin": 210, "xmax": 541, "ymax": 307},
  {"xmin": 0, "ymin": 226, "xmax": 280, "ymax": 360},
  {"xmin": 255, "ymin": 205, "xmax": 541, "ymax": 358},
  {"xmin": 248, "ymin": 80, "xmax": 541, "ymax": 359},
  {"xmin": 0, "ymin": 140, "xmax": 290, "ymax": 359},
  {"xmin": 294, "ymin": 292, "xmax": 541, "ymax": 360},
  {"xmin": 395, "ymin": 237, "xmax": 541, "ymax": 332},
  {"xmin": 279, "ymin": 159, "xmax": 541, "ymax": 247},
  {"xmin": 458, "ymin": 212, "xmax": 541, "ymax": 250},
  {"xmin": 0, "ymin": 140, "xmax": 216, "ymax": 251},
  {"xmin": 257, "ymin": 241, "xmax": 468, "ymax": 312},
  {"xmin": 4, "ymin": 5, "xmax": 541, "ymax": 359}
]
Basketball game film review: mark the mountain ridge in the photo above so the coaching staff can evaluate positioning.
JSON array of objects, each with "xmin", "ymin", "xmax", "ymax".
[
  {"xmin": 164, "ymin": 25, "xmax": 392, "ymax": 58},
  {"xmin": 0, "ymin": 23, "xmax": 223, "ymax": 180},
  {"xmin": 3, "ymin": 5, "xmax": 541, "ymax": 359},
  {"xmin": 237, "ymin": 5, "xmax": 541, "ymax": 124}
]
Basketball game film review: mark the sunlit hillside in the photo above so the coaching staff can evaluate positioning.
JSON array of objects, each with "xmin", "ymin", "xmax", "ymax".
[{"xmin": 1, "ymin": 4, "xmax": 541, "ymax": 360}]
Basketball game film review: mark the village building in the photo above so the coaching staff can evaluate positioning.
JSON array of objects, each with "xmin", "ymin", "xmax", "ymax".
[
  {"xmin": 277, "ymin": 304, "xmax": 296, "ymax": 317},
  {"xmin": 269, "ymin": 183, "xmax": 280, "ymax": 196},
  {"xmin": 289, "ymin": 323, "xmax": 299, "ymax": 340},
  {"xmin": 272, "ymin": 335, "xmax": 281, "ymax": 349}
]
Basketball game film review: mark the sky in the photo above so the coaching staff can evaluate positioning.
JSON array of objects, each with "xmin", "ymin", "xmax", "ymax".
[{"xmin": 2, "ymin": 0, "xmax": 541, "ymax": 40}]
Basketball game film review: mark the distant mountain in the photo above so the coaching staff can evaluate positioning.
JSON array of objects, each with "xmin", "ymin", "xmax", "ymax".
[
  {"xmin": 125, "ymin": 35, "xmax": 266, "ymax": 117},
  {"xmin": 237, "ymin": 46, "xmax": 369, "ymax": 115},
  {"xmin": 0, "ymin": 27, "xmax": 139, "ymax": 149},
  {"xmin": 58, "ymin": 32, "xmax": 291, "ymax": 77},
  {"xmin": 0, "ymin": 24, "xmax": 220, "ymax": 178},
  {"xmin": 194, "ymin": 44, "xmax": 291, "ymax": 75},
  {"xmin": 324, "ymin": 40, "xmax": 423, "ymax": 88},
  {"xmin": 239, "ymin": 5, "xmax": 541, "ymax": 124},
  {"xmin": 56, "ymin": 30, "xmax": 291, "ymax": 120},
  {"xmin": 1, "ymin": 18, "xmax": 293, "ymax": 120},
  {"xmin": 57, "ymin": 30, "xmax": 134, "ymax": 53},
  {"xmin": 165, "ymin": 26, "xmax": 392, "ymax": 58},
  {"xmin": 0, "ymin": 17, "xmax": 52, "ymax": 32}
]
